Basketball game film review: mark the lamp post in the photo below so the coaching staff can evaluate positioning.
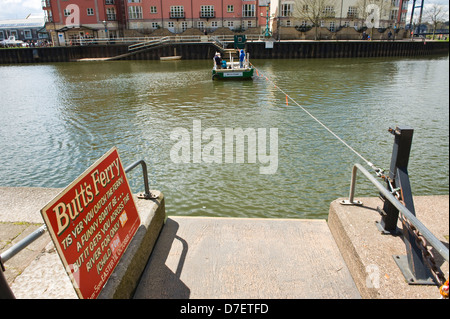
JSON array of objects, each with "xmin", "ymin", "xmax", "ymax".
[
  {"xmin": 261, "ymin": 1, "xmax": 272, "ymax": 37},
  {"xmin": 102, "ymin": 20, "xmax": 108, "ymax": 40}
]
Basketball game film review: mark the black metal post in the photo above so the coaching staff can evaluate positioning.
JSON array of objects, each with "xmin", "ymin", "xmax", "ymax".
[
  {"xmin": 379, "ymin": 126, "xmax": 414, "ymax": 233},
  {"xmin": 380, "ymin": 126, "xmax": 434, "ymax": 284}
]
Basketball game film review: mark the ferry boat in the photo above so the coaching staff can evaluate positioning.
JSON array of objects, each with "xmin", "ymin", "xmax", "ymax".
[{"xmin": 212, "ymin": 50, "xmax": 254, "ymax": 80}]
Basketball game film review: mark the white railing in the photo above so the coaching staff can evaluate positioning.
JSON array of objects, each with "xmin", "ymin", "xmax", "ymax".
[
  {"xmin": 69, "ymin": 34, "xmax": 267, "ymax": 47},
  {"xmin": 128, "ymin": 36, "xmax": 171, "ymax": 51}
]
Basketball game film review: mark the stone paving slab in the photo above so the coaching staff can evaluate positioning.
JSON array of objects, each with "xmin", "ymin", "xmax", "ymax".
[{"xmin": 134, "ymin": 216, "xmax": 361, "ymax": 299}]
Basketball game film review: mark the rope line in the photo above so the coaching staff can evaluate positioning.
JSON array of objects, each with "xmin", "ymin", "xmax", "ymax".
[{"xmin": 252, "ymin": 64, "xmax": 382, "ymax": 174}]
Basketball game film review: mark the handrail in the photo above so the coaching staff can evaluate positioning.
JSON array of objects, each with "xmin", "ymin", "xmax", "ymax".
[
  {"xmin": 128, "ymin": 36, "xmax": 170, "ymax": 51},
  {"xmin": 124, "ymin": 159, "xmax": 156, "ymax": 199},
  {"xmin": 69, "ymin": 34, "xmax": 266, "ymax": 47},
  {"xmin": 341, "ymin": 163, "xmax": 449, "ymax": 263},
  {"xmin": 0, "ymin": 225, "xmax": 47, "ymax": 264}
]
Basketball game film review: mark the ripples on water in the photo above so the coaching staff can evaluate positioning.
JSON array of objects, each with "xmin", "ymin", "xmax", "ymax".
[{"xmin": 0, "ymin": 57, "xmax": 448, "ymax": 219}]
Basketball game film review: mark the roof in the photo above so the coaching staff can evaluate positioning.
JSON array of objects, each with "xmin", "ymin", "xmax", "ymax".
[{"xmin": 0, "ymin": 18, "xmax": 45, "ymax": 29}]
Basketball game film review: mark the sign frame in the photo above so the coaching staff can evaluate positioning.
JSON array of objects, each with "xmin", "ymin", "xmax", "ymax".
[{"xmin": 41, "ymin": 147, "xmax": 141, "ymax": 299}]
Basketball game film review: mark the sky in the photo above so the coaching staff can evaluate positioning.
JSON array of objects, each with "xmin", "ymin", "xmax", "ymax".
[
  {"xmin": 0, "ymin": 0, "xmax": 448, "ymax": 21},
  {"xmin": 0, "ymin": 0, "xmax": 44, "ymax": 20}
]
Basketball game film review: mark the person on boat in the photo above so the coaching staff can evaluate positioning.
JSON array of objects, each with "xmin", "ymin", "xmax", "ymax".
[
  {"xmin": 239, "ymin": 49, "xmax": 245, "ymax": 68},
  {"xmin": 214, "ymin": 53, "xmax": 222, "ymax": 69}
]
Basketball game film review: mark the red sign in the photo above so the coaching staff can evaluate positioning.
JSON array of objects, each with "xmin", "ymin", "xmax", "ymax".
[{"xmin": 41, "ymin": 147, "xmax": 140, "ymax": 299}]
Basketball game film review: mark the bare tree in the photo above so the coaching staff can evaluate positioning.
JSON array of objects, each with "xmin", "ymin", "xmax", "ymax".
[
  {"xmin": 293, "ymin": 0, "xmax": 336, "ymax": 40},
  {"xmin": 425, "ymin": 3, "xmax": 448, "ymax": 39}
]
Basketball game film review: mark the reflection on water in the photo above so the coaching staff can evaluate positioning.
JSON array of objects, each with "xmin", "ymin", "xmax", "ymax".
[{"xmin": 0, "ymin": 57, "xmax": 448, "ymax": 218}]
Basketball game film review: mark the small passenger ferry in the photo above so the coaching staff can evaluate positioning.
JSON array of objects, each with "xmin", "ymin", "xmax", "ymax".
[{"xmin": 212, "ymin": 50, "xmax": 254, "ymax": 80}]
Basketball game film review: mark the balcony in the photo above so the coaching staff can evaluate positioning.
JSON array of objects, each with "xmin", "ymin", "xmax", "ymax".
[
  {"xmin": 200, "ymin": 11, "xmax": 215, "ymax": 19},
  {"xmin": 170, "ymin": 12, "xmax": 185, "ymax": 19},
  {"xmin": 323, "ymin": 11, "xmax": 336, "ymax": 19}
]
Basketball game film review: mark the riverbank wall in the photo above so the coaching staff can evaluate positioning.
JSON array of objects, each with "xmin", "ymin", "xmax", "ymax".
[{"xmin": 0, "ymin": 40, "xmax": 448, "ymax": 64}]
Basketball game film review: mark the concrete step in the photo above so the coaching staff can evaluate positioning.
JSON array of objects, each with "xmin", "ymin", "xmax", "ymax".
[
  {"xmin": 328, "ymin": 195, "xmax": 449, "ymax": 299},
  {"xmin": 133, "ymin": 216, "xmax": 361, "ymax": 299}
]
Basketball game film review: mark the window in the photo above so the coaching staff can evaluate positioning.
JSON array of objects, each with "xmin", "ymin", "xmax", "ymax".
[
  {"xmin": 170, "ymin": 6, "xmax": 184, "ymax": 18},
  {"xmin": 87, "ymin": 8, "xmax": 94, "ymax": 16},
  {"xmin": 242, "ymin": 4, "xmax": 255, "ymax": 17},
  {"xmin": 329, "ymin": 21, "xmax": 335, "ymax": 32},
  {"xmin": 390, "ymin": 9, "xmax": 398, "ymax": 20},
  {"xmin": 201, "ymin": 5, "xmax": 214, "ymax": 18},
  {"xmin": 281, "ymin": 3, "xmax": 293, "ymax": 17},
  {"xmin": 150, "ymin": 6, "xmax": 157, "ymax": 14},
  {"xmin": 211, "ymin": 21, "xmax": 218, "ymax": 28},
  {"xmin": 105, "ymin": 0, "xmax": 115, "ymax": 4},
  {"xmin": 227, "ymin": 5, "xmax": 234, "ymax": 13},
  {"xmin": 151, "ymin": 22, "xmax": 159, "ymax": 29},
  {"xmin": 128, "ymin": 6, "xmax": 142, "ymax": 19},
  {"xmin": 128, "ymin": 0, "xmax": 141, "ymax": 3},
  {"xmin": 323, "ymin": 6, "xmax": 335, "ymax": 18},
  {"xmin": 107, "ymin": 7, "xmax": 116, "ymax": 20},
  {"xmin": 24, "ymin": 30, "xmax": 32, "ymax": 39},
  {"xmin": 168, "ymin": 22, "xmax": 174, "ymax": 28},
  {"xmin": 197, "ymin": 21, "xmax": 204, "ymax": 30},
  {"xmin": 227, "ymin": 21, "xmax": 234, "ymax": 29},
  {"xmin": 347, "ymin": 7, "xmax": 358, "ymax": 19},
  {"xmin": 182, "ymin": 21, "xmax": 188, "ymax": 31},
  {"xmin": 0, "ymin": 31, "xmax": 4, "ymax": 40},
  {"xmin": 64, "ymin": 9, "xmax": 71, "ymax": 16}
]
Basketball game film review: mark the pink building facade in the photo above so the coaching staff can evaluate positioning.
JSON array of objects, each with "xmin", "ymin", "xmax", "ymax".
[
  {"xmin": 42, "ymin": 0, "xmax": 271, "ymax": 43},
  {"xmin": 126, "ymin": 0, "xmax": 268, "ymax": 33},
  {"xmin": 42, "ymin": 0, "xmax": 409, "ymax": 44}
]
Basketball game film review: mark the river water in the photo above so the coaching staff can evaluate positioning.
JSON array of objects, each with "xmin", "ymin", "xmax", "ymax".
[{"xmin": 0, "ymin": 56, "xmax": 448, "ymax": 219}]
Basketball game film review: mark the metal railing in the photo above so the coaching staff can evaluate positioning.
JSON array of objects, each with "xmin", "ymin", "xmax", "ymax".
[
  {"xmin": 341, "ymin": 163, "xmax": 449, "ymax": 279},
  {"xmin": 69, "ymin": 34, "xmax": 267, "ymax": 47},
  {"xmin": 128, "ymin": 36, "xmax": 171, "ymax": 51},
  {"xmin": 124, "ymin": 159, "xmax": 156, "ymax": 199}
]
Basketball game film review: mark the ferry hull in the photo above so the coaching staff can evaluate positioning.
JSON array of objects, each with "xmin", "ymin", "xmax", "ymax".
[{"xmin": 212, "ymin": 68, "xmax": 254, "ymax": 80}]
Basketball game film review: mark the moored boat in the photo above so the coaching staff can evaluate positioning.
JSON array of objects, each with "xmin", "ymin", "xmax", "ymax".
[
  {"xmin": 160, "ymin": 56, "xmax": 182, "ymax": 61},
  {"xmin": 212, "ymin": 50, "xmax": 254, "ymax": 80}
]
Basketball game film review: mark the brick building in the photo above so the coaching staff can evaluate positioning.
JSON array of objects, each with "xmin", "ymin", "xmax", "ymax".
[{"xmin": 41, "ymin": 0, "xmax": 409, "ymax": 45}]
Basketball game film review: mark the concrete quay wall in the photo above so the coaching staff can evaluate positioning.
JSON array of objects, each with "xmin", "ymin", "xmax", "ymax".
[
  {"xmin": 1, "ymin": 186, "xmax": 448, "ymax": 299},
  {"xmin": 0, "ymin": 40, "xmax": 448, "ymax": 64}
]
